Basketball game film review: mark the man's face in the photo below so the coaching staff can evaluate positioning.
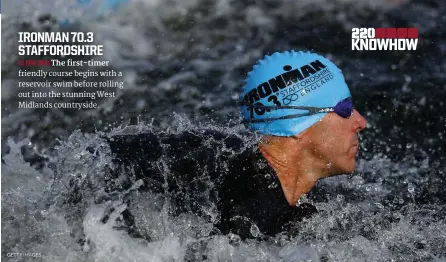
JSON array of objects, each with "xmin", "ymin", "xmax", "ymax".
[{"xmin": 304, "ymin": 109, "xmax": 367, "ymax": 175}]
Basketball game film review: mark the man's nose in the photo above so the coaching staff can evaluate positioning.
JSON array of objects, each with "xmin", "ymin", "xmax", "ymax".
[{"xmin": 352, "ymin": 109, "xmax": 367, "ymax": 132}]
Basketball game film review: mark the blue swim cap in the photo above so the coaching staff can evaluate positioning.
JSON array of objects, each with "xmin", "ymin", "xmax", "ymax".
[{"xmin": 240, "ymin": 50, "xmax": 351, "ymax": 136}]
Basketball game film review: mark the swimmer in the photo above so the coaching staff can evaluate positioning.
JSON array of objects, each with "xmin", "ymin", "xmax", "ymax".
[
  {"xmin": 218, "ymin": 50, "xmax": 367, "ymax": 238},
  {"xmin": 239, "ymin": 50, "xmax": 367, "ymax": 207},
  {"xmin": 105, "ymin": 51, "xmax": 367, "ymax": 240}
]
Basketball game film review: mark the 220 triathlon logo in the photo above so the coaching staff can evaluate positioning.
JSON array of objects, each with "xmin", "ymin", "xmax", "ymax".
[{"xmin": 352, "ymin": 28, "xmax": 418, "ymax": 51}]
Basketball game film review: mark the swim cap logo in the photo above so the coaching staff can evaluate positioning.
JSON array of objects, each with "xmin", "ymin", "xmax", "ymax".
[
  {"xmin": 282, "ymin": 92, "xmax": 299, "ymax": 105},
  {"xmin": 352, "ymin": 28, "xmax": 418, "ymax": 51},
  {"xmin": 240, "ymin": 50, "xmax": 351, "ymax": 136},
  {"xmin": 242, "ymin": 59, "xmax": 335, "ymax": 117}
]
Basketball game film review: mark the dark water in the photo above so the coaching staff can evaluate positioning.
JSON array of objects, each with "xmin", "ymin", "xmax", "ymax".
[{"xmin": 1, "ymin": 0, "xmax": 446, "ymax": 261}]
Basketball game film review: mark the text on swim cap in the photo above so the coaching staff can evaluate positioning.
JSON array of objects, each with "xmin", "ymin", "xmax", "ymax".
[
  {"xmin": 242, "ymin": 60, "xmax": 327, "ymax": 117},
  {"xmin": 242, "ymin": 60, "xmax": 326, "ymax": 104}
]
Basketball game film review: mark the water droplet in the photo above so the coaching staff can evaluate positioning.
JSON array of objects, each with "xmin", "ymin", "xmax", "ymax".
[
  {"xmin": 228, "ymin": 233, "xmax": 241, "ymax": 245},
  {"xmin": 406, "ymin": 143, "xmax": 413, "ymax": 149},
  {"xmin": 336, "ymin": 195, "xmax": 344, "ymax": 202},
  {"xmin": 399, "ymin": 198, "xmax": 404, "ymax": 204},
  {"xmin": 408, "ymin": 183, "xmax": 415, "ymax": 194},
  {"xmin": 418, "ymin": 97, "xmax": 426, "ymax": 106},
  {"xmin": 296, "ymin": 194, "xmax": 308, "ymax": 206},
  {"xmin": 250, "ymin": 224, "xmax": 260, "ymax": 237},
  {"xmin": 404, "ymin": 75, "xmax": 412, "ymax": 82},
  {"xmin": 375, "ymin": 203, "xmax": 384, "ymax": 209}
]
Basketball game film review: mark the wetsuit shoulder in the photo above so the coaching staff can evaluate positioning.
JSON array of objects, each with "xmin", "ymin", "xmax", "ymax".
[
  {"xmin": 105, "ymin": 131, "xmax": 244, "ymax": 214},
  {"xmin": 105, "ymin": 131, "xmax": 317, "ymax": 239},
  {"xmin": 216, "ymin": 148, "xmax": 318, "ymax": 239}
]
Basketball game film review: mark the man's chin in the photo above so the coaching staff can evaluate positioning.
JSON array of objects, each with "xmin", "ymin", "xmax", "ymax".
[
  {"xmin": 343, "ymin": 161, "xmax": 357, "ymax": 174},
  {"xmin": 329, "ymin": 161, "xmax": 357, "ymax": 176}
]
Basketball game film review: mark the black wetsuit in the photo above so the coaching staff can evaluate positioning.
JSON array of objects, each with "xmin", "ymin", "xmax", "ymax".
[{"xmin": 106, "ymin": 130, "xmax": 317, "ymax": 239}]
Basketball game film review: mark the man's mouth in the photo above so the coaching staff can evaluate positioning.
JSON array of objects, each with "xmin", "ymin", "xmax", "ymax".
[
  {"xmin": 350, "ymin": 142, "xmax": 359, "ymax": 155},
  {"xmin": 351, "ymin": 135, "xmax": 359, "ymax": 147}
]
